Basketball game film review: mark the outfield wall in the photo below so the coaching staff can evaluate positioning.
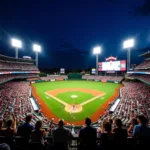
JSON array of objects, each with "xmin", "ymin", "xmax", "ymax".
[{"xmin": 68, "ymin": 73, "xmax": 82, "ymax": 80}]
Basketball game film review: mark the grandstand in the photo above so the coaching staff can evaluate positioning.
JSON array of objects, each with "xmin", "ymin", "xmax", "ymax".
[
  {"xmin": 135, "ymin": 51, "xmax": 150, "ymax": 70},
  {"xmin": 127, "ymin": 51, "xmax": 150, "ymax": 84},
  {"xmin": 40, "ymin": 75, "xmax": 68, "ymax": 81},
  {"xmin": 0, "ymin": 52, "xmax": 150, "ymax": 149},
  {"xmin": 0, "ymin": 54, "xmax": 39, "ymax": 83},
  {"xmin": 82, "ymin": 75, "xmax": 124, "ymax": 83}
]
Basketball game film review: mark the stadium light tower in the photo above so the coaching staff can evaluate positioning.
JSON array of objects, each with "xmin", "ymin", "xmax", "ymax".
[
  {"xmin": 123, "ymin": 39, "xmax": 135, "ymax": 71},
  {"xmin": 11, "ymin": 38, "xmax": 22, "ymax": 58},
  {"xmin": 33, "ymin": 44, "xmax": 42, "ymax": 68},
  {"xmin": 93, "ymin": 46, "xmax": 101, "ymax": 76}
]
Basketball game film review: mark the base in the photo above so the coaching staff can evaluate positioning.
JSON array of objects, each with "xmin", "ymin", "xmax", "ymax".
[{"xmin": 65, "ymin": 104, "xmax": 82, "ymax": 113}]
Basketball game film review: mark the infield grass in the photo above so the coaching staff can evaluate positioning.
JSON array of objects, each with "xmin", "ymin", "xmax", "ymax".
[{"xmin": 32, "ymin": 80, "xmax": 120, "ymax": 122}]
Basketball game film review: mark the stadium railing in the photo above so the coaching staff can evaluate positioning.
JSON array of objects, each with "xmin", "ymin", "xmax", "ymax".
[{"xmin": 0, "ymin": 136, "xmax": 140, "ymax": 149}]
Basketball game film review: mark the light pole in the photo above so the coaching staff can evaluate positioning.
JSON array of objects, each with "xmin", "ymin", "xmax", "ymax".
[
  {"xmin": 93, "ymin": 46, "xmax": 101, "ymax": 76},
  {"xmin": 33, "ymin": 44, "xmax": 42, "ymax": 68},
  {"xmin": 123, "ymin": 39, "xmax": 134, "ymax": 71},
  {"xmin": 11, "ymin": 38, "xmax": 22, "ymax": 58}
]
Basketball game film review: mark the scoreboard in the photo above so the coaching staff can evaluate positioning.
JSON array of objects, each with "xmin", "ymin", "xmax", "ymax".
[{"xmin": 98, "ymin": 60, "xmax": 126, "ymax": 71}]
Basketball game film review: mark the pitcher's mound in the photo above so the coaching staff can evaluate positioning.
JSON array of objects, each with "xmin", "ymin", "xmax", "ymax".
[
  {"xmin": 65, "ymin": 104, "xmax": 82, "ymax": 113},
  {"xmin": 71, "ymin": 95, "xmax": 78, "ymax": 98}
]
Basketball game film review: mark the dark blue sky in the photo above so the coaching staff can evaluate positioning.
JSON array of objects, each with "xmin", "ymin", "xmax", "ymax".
[{"xmin": 0, "ymin": 0, "xmax": 150, "ymax": 69}]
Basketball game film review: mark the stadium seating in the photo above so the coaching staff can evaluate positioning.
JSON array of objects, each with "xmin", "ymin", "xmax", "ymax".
[
  {"xmin": 0, "ymin": 81, "xmax": 49, "ymax": 127},
  {"xmin": 0, "ymin": 74, "xmax": 39, "ymax": 83},
  {"xmin": 82, "ymin": 75, "xmax": 124, "ymax": 82},
  {"xmin": 0, "ymin": 60, "xmax": 38, "ymax": 71},
  {"xmin": 128, "ymin": 74, "xmax": 150, "ymax": 84},
  {"xmin": 113, "ymin": 81, "xmax": 149, "ymax": 125},
  {"xmin": 40, "ymin": 75, "xmax": 68, "ymax": 81},
  {"xmin": 135, "ymin": 60, "xmax": 150, "ymax": 70},
  {"xmin": 0, "ymin": 54, "xmax": 39, "ymax": 84}
]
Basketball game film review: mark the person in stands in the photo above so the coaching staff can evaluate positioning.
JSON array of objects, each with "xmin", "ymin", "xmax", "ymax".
[
  {"xmin": 79, "ymin": 118, "xmax": 97, "ymax": 150},
  {"xmin": 100, "ymin": 122, "xmax": 113, "ymax": 145},
  {"xmin": 99, "ymin": 121, "xmax": 114, "ymax": 149},
  {"xmin": 0, "ymin": 119, "xmax": 4, "ymax": 136},
  {"xmin": 17, "ymin": 114, "xmax": 34, "ymax": 143},
  {"xmin": 133, "ymin": 115, "xmax": 150, "ymax": 144},
  {"xmin": 31, "ymin": 120, "xmax": 46, "ymax": 144},
  {"xmin": 128, "ymin": 118, "xmax": 138, "ymax": 136},
  {"xmin": 51, "ymin": 120, "xmax": 73, "ymax": 150},
  {"xmin": 2, "ymin": 114, "xmax": 17, "ymax": 137},
  {"xmin": 113, "ymin": 119, "xmax": 127, "ymax": 145},
  {"xmin": 30, "ymin": 120, "xmax": 47, "ymax": 150},
  {"xmin": 109, "ymin": 119, "xmax": 113, "ymax": 129}
]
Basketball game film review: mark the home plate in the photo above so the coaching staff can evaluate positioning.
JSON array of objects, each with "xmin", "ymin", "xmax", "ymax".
[{"xmin": 71, "ymin": 95, "xmax": 78, "ymax": 98}]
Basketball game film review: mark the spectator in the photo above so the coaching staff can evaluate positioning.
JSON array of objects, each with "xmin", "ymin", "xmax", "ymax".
[
  {"xmin": 79, "ymin": 118, "xmax": 97, "ymax": 150},
  {"xmin": 99, "ymin": 122, "xmax": 114, "ymax": 149},
  {"xmin": 133, "ymin": 115, "xmax": 150, "ymax": 144},
  {"xmin": 109, "ymin": 119, "xmax": 113, "ymax": 128},
  {"xmin": 0, "ymin": 120, "xmax": 4, "ymax": 136},
  {"xmin": 98, "ymin": 120, "xmax": 106, "ymax": 134},
  {"xmin": 51, "ymin": 120, "xmax": 73, "ymax": 150},
  {"xmin": 113, "ymin": 119, "xmax": 127, "ymax": 145},
  {"xmin": 30, "ymin": 121, "xmax": 46, "ymax": 150},
  {"xmin": 17, "ymin": 114, "xmax": 34, "ymax": 140},
  {"xmin": 3, "ymin": 114, "xmax": 17, "ymax": 137},
  {"xmin": 31, "ymin": 120, "xmax": 46, "ymax": 144},
  {"xmin": 128, "ymin": 118, "xmax": 138, "ymax": 136}
]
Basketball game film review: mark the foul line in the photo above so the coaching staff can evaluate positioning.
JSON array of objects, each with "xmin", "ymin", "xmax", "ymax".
[
  {"xmin": 45, "ymin": 92, "xmax": 68, "ymax": 106},
  {"xmin": 45, "ymin": 92, "xmax": 105, "ymax": 107},
  {"xmin": 80, "ymin": 93, "xmax": 105, "ymax": 106}
]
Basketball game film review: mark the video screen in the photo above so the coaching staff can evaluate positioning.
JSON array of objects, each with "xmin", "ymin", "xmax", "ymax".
[
  {"xmin": 98, "ymin": 60, "xmax": 126, "ymax": 71},
  {"xmin": 91, "ymin": 68, "xmax": 96, "ymax": 74},
  {"xmin": 60, "ymin": 68, "xmax": 65, "ymax": 73}
]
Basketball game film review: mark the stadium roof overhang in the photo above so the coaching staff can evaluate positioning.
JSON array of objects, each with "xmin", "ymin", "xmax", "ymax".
[
  {"xmin": 0, "ymin": 54, "xmax": 35, "ymax": 63},
  {"xmin": 139, "ymin": 51, "xmax": 150, "ymax": 58}
]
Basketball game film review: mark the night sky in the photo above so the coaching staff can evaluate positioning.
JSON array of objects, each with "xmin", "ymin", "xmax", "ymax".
[{"xmin": 0, "ymin": 0, "xmax": 150, "ymax": 69}]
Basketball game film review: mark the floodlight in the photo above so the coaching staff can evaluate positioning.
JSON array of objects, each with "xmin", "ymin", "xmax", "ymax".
[
  {"xmin": 12, "ymin": 38, "xmax": 22, "ymax": 48},
  {"xmin": 33, "ymin": 43, "xmax": 42, "ymax": 68},
  {"xmin": 123, "ymin": 39, "xmax": 134, "ymax": 49},
  {"xmin": 93, "ymin": 46, "xmax": 102, "ymax": 76},
  {"xmin": 123, "ymin": 38, "xmax": 135, "ymax": 71},
  {"xmin": 93, "ymin": 46, "xmax": 101, "ymax": 54},
  {"xmin": 33, "ymin": 44, "xmax": 41, "ymax": 52}
]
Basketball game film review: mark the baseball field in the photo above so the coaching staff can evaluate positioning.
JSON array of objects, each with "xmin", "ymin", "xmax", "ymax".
[{"xmin": 31, "ymin": 80, "xmax": 121, "ymax": 125}]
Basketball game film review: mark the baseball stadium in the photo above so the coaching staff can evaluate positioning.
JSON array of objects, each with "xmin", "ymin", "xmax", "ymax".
[{"xmin": 0, "ymin": 41, "xmax": 150, "ymax": 149}]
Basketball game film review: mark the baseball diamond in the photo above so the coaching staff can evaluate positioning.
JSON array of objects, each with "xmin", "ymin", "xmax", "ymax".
[{"xmin": 32, "ymin": 80, "xmax": 121, "ymax": 125}]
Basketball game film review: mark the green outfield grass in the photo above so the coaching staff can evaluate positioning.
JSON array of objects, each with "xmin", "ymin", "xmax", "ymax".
[{"xmin": 33, "ymin": 81, "xmax": 120, "ymax": 122}]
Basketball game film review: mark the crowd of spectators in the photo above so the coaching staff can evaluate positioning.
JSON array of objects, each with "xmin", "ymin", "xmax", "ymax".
[
  {"xmin": 135, "ymin": 60, "xmax": 150, "ymax": 70},
  {"xmin": 0, "ymin": 74, "xmax": 39, "ymax": 83},
  {"xmin": 128, "ymin": 74, "xmax": 150, "ymax": 84},
  {"xmin": 82, "ymin": 75, "xmax": 123, "ymax": 82},
  {"xmin": 40, "ymin": 75, "xmax": 68, "ymax": 81},
  {"xmin": 112, "ymin": 81, "xmax": 150, "ymax": 126},
  {"xmin": 0, "ymin": 61, "xmax": 38, "ymax": 71},
  {"xmin": 0, "ymin": 115, "xmax": 150, "ymax": 150},
  {"xmin": 0, "ymin": 82, "xmax": 49, "ymax": 128}
]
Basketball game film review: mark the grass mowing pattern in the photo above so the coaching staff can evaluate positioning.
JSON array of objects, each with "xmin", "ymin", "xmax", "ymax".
[{"xmin": 33, "ymin": 80, "xmax": 120, "ymax": 121}]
